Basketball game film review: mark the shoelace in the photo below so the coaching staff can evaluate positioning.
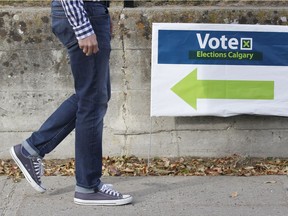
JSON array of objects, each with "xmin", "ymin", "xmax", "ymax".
[
  {"xmin": 32, "ymin": 157, "xmax": 44, "ymax": 182},
  {"xmin": 100, "ymin": 184, "xmax": 122, "ymax": 197}
]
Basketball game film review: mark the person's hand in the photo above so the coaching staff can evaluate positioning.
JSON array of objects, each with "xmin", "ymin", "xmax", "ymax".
[{"xmin": 78, "ymin": 34, "xmax": 99, "ymax": 56}]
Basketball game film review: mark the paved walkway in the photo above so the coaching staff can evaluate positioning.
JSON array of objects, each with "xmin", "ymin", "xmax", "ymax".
[{"xmin": 1, "ymin": 175, "xmax": 288, "ymax": 216}]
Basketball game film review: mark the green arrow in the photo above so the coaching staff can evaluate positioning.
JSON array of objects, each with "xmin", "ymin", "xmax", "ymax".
[{"xmin": 171, "ymin": 68, "xmax": 274, "ymax": 110}]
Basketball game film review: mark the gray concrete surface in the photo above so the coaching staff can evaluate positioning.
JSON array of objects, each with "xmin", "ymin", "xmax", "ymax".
[
  {"xmin": 1, "ymin": 175, "xmax": 288, "ymax": 216},
  {"xmin": 2, "ymin": 6, "xmax": 288, "ymax": 159}
]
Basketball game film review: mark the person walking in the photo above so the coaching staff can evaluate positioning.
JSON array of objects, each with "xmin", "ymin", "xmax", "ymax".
[{"xmin": 10, "ymin": 0, "xmax": 133, "ymax": 206}]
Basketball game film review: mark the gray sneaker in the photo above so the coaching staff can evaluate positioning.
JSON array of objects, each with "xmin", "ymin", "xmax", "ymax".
[
  {"xmin": 74, "ymin": 184, "xmax": 133, "ymax": 206},
  {"xmin": 10, "ymin": 144, "xmax": 46, "ymax": 193}
]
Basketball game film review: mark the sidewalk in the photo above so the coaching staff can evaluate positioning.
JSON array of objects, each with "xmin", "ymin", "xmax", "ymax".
[{"xmin": 1, "ymin": 175, "xmax": 288, "ymax": 216}]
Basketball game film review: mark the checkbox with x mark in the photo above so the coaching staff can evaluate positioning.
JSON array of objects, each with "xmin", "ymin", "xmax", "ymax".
[{"xmin": 241, "ymin": 38, "xmax": 253, "ymax": 50}]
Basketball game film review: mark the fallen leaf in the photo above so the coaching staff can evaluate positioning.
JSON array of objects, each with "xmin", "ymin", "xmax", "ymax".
[
  {"xmin": 244, "ymin": 166, "xmax": 255, "ymax": 170},
  {"xmin": 122, "ymin": 168, "xmax": 134, "ymax": 173},
  {"xmin": 264, "ymin": 180, "xmax": 277, "ymax": 184},
  {"xmin": 230, "ymin": 191, "xmax": 238, "ymax": 198}
]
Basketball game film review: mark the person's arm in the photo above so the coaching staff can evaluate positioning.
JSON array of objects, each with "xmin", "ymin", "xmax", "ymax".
[{"xmin": 60, "ymin": 0, "xmax": 98, "ymax": 56}]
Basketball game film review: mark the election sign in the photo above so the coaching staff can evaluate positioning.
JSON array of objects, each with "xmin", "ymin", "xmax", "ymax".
[{"xmin": 151, "ymin": 23, "xmax": 288, "ymax": 117}]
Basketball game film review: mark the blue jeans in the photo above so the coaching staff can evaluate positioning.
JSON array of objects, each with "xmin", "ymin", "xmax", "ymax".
[{"xmin": 22, "ymin": 0, "xmax": 111, "ymax": 189}]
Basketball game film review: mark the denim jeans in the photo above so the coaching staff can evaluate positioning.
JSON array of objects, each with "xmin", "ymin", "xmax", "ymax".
[{"xmin": 22, "ymin": 0, "xmax": 111, "ymax": 189}]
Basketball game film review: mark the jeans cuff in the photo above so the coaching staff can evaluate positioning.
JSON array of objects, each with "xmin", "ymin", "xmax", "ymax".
[
  {"xmin": 22, "ymin": 140, "xmax": 42, "ymax": 158},
  {"xmin": 76, "ymin": 179, "xmax": 101, "ymax": 191}
]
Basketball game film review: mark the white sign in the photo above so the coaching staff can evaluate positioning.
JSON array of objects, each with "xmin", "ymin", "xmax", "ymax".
[{"xmin": 151, "ymin": 23, "xmax": 288, "ymax": 117}]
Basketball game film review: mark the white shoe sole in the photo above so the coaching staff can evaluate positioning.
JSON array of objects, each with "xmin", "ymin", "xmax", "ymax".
[
  {"xmin": 10, "ymin": 147, "xmax": 46, "ymax": 193},
  {"xmin": 74, "ymin": 195, "xmax": 133, "ymax": 206}
]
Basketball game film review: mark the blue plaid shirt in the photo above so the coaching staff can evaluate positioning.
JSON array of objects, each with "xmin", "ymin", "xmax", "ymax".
[{"xmin": 60, "ymin": 0, "xmax": 94, "ymax": 40}]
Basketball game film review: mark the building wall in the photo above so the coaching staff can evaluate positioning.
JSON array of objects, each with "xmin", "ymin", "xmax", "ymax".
[{"xmin": 1, "ymin": 4, "xmax": 288, "ymax": 159}]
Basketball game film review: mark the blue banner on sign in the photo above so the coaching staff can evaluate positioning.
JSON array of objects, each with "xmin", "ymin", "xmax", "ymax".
[{"xmin": 158, "ymin": 30, "xmax": 288, "ymax": 66}]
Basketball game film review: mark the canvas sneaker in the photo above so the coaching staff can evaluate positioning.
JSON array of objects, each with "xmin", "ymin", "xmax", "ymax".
[
  {"xmin": 74, "ymin": 184, "xmax": 133, "ymax": 206},
  {"xmin": 10, "ymin": 144, "xmax": 46, "ymax": 193}
]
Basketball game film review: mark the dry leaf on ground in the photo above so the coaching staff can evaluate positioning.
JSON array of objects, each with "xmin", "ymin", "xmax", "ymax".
[{"xmin": 230, "ymin": 191, "xmax": 238, "ymax": 198}]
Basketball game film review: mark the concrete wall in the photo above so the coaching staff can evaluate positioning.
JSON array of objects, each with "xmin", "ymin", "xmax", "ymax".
[{"xmin": 1, "ymin": 4, "xmax": 288, "ymax": 159}]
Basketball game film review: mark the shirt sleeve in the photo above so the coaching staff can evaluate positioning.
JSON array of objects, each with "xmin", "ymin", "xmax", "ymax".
[{"xmin": 60, "ymin": 0, "xmax": 95, "ymax": 40}]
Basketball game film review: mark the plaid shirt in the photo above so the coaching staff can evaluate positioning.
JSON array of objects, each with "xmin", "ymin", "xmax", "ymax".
[{"xmin": 60, "ymin": 0, "xmax": 94, "ymax": 40}]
